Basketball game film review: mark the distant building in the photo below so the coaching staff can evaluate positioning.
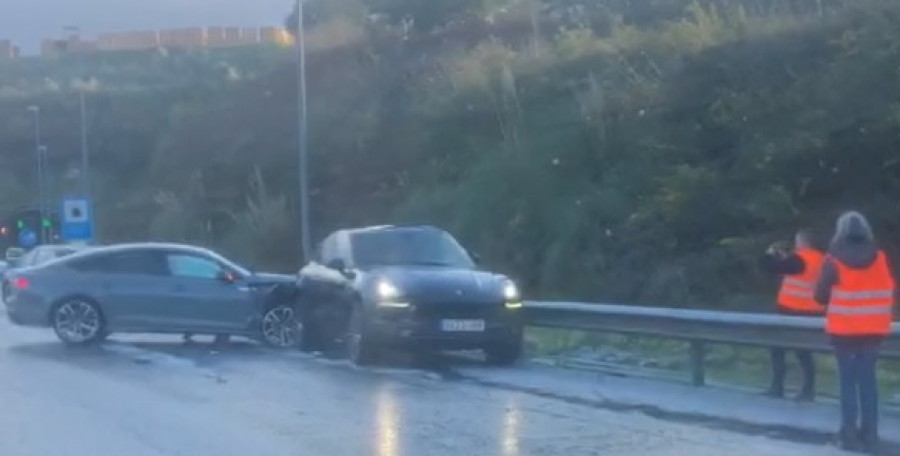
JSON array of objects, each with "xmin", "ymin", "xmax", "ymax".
[
  {"xmin": 240, "ymin": 27, "xmax": 260, "ymax": 44},
  {"xmin": 259, "ymin": 26, "xmax": 292, "ymax": 46},
  {"xmin": 41, "ymin": 34, "xmax": 100, "ymax": 57},
  {"xmin": 0, "ymin": 39, "xmax": 19, "ymax": 59},
  {"xmin": 207, "ymin": 26, "xmax": 244, "ymax": 48},
  {"xmin": 98, "ymin": 30, "xmax": 159, "ymax": 51},
  {"xmin": 158, "ymin": 27, "xmax": 205, "ymax": 48},
  {"xmin": 35, "ymin": 25, "xmax": 291, "ymax": 57}
]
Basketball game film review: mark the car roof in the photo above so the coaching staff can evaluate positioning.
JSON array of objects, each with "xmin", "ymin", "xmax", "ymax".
[
  {"xmin": 93, "ymin": 242, "xmax": 217, "ymax": 255},
  {"xmin": 33, "ymin": 244, "xmax": 88, "ymax": 251},
  {"xmin": 340, "ymin": 224, "xmax": 443, "ymax": 235},
  {"xmin": 55, "ymin": 242, "xmax": 217, "ymax": 261}
]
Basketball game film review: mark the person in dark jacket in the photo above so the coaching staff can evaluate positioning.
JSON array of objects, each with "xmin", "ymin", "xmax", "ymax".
[
  {"xmin": 759, "ymin": 229, "xmax": 824, "ymax": 401},
  {"xmin": 814, "ymin": 211, "xmax": 896, "ymax": 452}
]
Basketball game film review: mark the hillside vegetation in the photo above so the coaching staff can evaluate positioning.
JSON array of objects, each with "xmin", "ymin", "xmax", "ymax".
[{"xmin": 0, "ymin": 0, "xmax": 898, "ymax": 309}]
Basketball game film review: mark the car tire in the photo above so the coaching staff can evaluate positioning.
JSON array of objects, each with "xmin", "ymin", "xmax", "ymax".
[
  {"xmin": 484, "ymin": 338, "xmax": 523, "ymax": 367},
  {"xmin": 346, "ymin": 304, "xmax": 376, "ymax": 366},
  {"xmin": 260, "ymin": 305, "xmax": 301, "ymax": 349},
  {"xmin": 51, "ymin": 298, "xmax": 106, "ymax": 346}
]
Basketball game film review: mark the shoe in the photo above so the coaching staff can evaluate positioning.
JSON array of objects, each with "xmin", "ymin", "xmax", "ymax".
[
  {"xmin": 858, "ymin": 428, "xmax": 880, "ymax": 454},
  {"xmin": 838, "ymin": 427, "xmax": 862, "ymax": 452}
]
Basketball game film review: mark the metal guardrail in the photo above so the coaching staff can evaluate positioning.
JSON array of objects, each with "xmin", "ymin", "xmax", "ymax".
[{"xmin": 523, "ymin": 301, "xmax": 900, "ymax": 386}]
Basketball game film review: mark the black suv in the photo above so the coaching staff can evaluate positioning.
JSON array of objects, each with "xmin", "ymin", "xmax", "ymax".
[{"xmin": 297, "ymin": 225, "xmax": 524, "ymax": 366}]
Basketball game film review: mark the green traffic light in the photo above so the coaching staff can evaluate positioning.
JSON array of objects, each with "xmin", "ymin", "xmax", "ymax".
[
  {"xmin": 16, "ymin": 220, "xmax": 24, "ymax": 229},
  {"xmin": 42, "ymin": 218, "xmax": 51, "ymax": 228}
]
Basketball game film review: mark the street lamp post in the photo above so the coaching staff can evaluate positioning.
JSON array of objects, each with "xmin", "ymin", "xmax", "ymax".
[
  {"xmin": 79, "ymin": 88, "xmax": 90, "ymax": 199},
  {"xmin": 295, "ymin": 0, "xmax": 312, "ymax": 262},
  {"xmin": 26, "ymin": 106, "xmax": 47, "ymax": 243}
]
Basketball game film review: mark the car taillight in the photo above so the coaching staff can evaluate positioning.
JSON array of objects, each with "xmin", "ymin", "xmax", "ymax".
[{"xmin": 14, "ymin": 277, "xmax": 30, "ymax": 290}]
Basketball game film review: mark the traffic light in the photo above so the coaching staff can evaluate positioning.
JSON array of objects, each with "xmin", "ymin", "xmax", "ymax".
[{"xmin": 42, "ymin": 218, "xmax": 51, "ymax": 229}]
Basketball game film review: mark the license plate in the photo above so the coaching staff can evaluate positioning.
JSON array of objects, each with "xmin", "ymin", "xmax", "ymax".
[{"xmin": 440, "ymin": 319, "xmax": 485, "ymax": 332}]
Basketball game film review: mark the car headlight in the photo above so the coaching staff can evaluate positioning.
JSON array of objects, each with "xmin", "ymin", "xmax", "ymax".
[
  {"xmin": 376, "ymin": 280, "xmax": 409, "ymax": 308},
  {"xmin": 503, "ymin": 281, "xmax": 522, "ymax": 308}
]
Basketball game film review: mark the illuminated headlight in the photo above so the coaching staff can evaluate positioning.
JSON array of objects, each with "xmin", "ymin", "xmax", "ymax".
[
  {"xmin": 503, "ymin": 281, "xmax": 522, "ymax": 309},
  {"xmin": 376, "ymin": 280, "xmax": 409, "ymax": 308}
]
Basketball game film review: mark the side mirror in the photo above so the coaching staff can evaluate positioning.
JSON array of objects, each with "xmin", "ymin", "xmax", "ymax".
[{"xmin": 216, "ymin": 270, "xmax": 238, "ymax": 284}]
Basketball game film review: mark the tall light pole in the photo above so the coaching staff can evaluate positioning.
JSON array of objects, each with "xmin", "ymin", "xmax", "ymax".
[
  {"xmin": 295, "ymin": 0, "xmax": 312, "ymax": 262},
  {"xmin": 79, "ymin": 88, "xmax": 90, "ymax": 199},
  {"xmin": 26, "ymin": 106, "xmax": 46, "ymax": 242}
]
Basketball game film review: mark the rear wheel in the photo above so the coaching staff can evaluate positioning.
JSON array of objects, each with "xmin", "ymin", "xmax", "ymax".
[
  {"xmin": 484, "ymin": 338, "xmax": 522, "ymax": 366},
  {"xmin": 261, "ymin": 305, "xmax": 301, "ymax": 349},
  {"xmin": 346, "ymin": 305, "xmax": 377, "ymax": 365},
  {"xmin": 51, "ymin": 298, "xmax": 105, "ymax": 345}
]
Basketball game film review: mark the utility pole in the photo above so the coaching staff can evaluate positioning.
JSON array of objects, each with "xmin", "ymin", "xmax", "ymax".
[
  {"xmin": 295, "ymin": 0, "xmax": 312, "ymax": 262},
  {"xmin": 79, "ymin": 88, "xmax": 90, "ymax": 199},
  {"xmin": 26, "ymin": 106, "xmax": 46, "ymax": 243}
]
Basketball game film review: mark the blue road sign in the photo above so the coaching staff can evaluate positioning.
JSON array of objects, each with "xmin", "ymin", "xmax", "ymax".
[
  {"xmin": 18, "ymin": 228, "xmax": 37, "ymax": 248},
  {"xmin": 60, "ymin": 197, "xmax": 94, "ymax": 242}
]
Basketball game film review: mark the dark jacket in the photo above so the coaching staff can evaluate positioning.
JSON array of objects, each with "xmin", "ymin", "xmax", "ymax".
[{"xmin": 814, "ymin": 217, "xmax": 885, "ymax": 344}]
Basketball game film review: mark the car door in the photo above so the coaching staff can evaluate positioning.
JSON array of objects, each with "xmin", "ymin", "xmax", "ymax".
[
  {"xmin": 162, "ymin": 251, "xmax": 256, "ymax": 333},
  {"xmin": 68, "ymin": 249, "xmax": 172, "ymax": 331}
]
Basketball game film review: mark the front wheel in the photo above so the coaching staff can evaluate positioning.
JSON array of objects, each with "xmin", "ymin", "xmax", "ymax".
[
  {"xmin": 261, "ymin": 305, "xmax": 301, "ymax": 349},
  {"xmin": 484, "ymin": 338, "xmax": 522, "ymax": 367},
  {"xmin": 51, "ymin": 298, "xmax": 106, "ymax": 345}
]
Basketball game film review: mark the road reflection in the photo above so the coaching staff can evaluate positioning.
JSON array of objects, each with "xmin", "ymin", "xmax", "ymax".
[
  {"xmin": 502, "ymin": 396, "xmax": 521, "ymax": 456},
  {"xmin": 375, "ymin": 384, "xmax": 401, "ymax": 456}
]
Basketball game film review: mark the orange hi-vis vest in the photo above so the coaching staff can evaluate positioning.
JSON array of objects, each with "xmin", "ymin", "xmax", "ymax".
[
  {"xmin": 826, "ymin": 251, "xmax": 896, "ymax": 337},
  {"xmin": 777, "ymin": 248, "xmax": 826, "ymax": 314}
]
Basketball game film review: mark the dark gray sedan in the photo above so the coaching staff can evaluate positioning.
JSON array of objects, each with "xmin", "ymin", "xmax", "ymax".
[{"xmin": 3, "ymin": 242, "xmax": 301, "ymax": 347}]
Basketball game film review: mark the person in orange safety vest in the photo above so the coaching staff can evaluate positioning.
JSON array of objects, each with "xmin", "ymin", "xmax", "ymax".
[
  {"xmin": 814, "ymin": 211, "xmax": 896, "ymax": 453},
  {"xmin": 760, "ymin": 229, "xmax": 825, "ymax": 401}
]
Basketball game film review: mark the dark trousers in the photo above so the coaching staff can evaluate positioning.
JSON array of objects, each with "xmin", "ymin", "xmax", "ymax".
[
  {"xmin": 834, "ymin": 340, "xmax": 880, "ymax": 440},
  {"xmin": 769, "ymin": 347, "xmax": 815, "ymax": 395}
]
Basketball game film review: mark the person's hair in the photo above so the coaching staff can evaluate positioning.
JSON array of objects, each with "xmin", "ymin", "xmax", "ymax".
[{"xmin": 832, "ymin": 211, "xmax": 874, "ymax": 244}]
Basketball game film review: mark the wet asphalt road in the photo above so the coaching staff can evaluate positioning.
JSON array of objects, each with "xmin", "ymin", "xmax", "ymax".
[{"xmin": 0, "ymin": 316, "xmax": 852, "ymax": 456}]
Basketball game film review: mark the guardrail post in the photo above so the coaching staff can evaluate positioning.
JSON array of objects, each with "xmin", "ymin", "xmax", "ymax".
[{"xmin": 689, "ymin": 341, "xmax": 706, "ymax": 386}]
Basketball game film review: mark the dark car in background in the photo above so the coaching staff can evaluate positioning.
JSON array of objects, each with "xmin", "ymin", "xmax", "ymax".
[
  {"xmin": 14, "ymin": 244, "xmax": 91, "ymax": 269},
  {"xmin": 1, "ymin": 244, "xmax": 91, "ymax": 302},
  {"xmin": 298, "ymin": 225, "xmax": 524, "ymax": 366},
  {"xmin": 4, "ymin": 242, "xmax": 301, "ymax": 347}
]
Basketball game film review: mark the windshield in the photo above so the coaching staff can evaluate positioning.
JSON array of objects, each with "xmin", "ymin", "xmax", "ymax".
[{"xmin": 351, "ymin": 229, "xmax": 475, "ymax": 269}]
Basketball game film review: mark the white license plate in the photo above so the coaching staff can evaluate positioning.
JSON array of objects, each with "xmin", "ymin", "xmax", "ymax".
[{"xmin": 440, "ymin": 319, "xmax": 486, "ymax": 332}]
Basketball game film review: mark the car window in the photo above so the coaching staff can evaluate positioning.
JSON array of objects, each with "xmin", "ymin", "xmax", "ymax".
[
  {"xmin": 68, "ymin": 250, "xmax": 166, "ymax": 276},
  {"xmin": 54, "ymin": 248, "xmax": 78, "ymax": 258},
  {"xmin": 18, "ymin": 250, "xmax": 37, "ymax": 267},
  {"xmin": 350, "ymin": 229, "xmax": 475, "ymax": 269},
  {"xmin": 34, "ymin": 249, "xmax": 54, "ymax": 265},
  {"xmin": 166, "ymin": 253, "xmax": 224, "ymax": 280},
  {"xmin": 318, "ymin": 234, "xmax": 337, "ymax": 264}
]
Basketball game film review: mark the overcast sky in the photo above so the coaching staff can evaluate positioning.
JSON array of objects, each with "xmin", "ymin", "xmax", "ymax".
[{"xmin": 1, "ymin": 0, "xmax": 292, "ymax": 54}]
